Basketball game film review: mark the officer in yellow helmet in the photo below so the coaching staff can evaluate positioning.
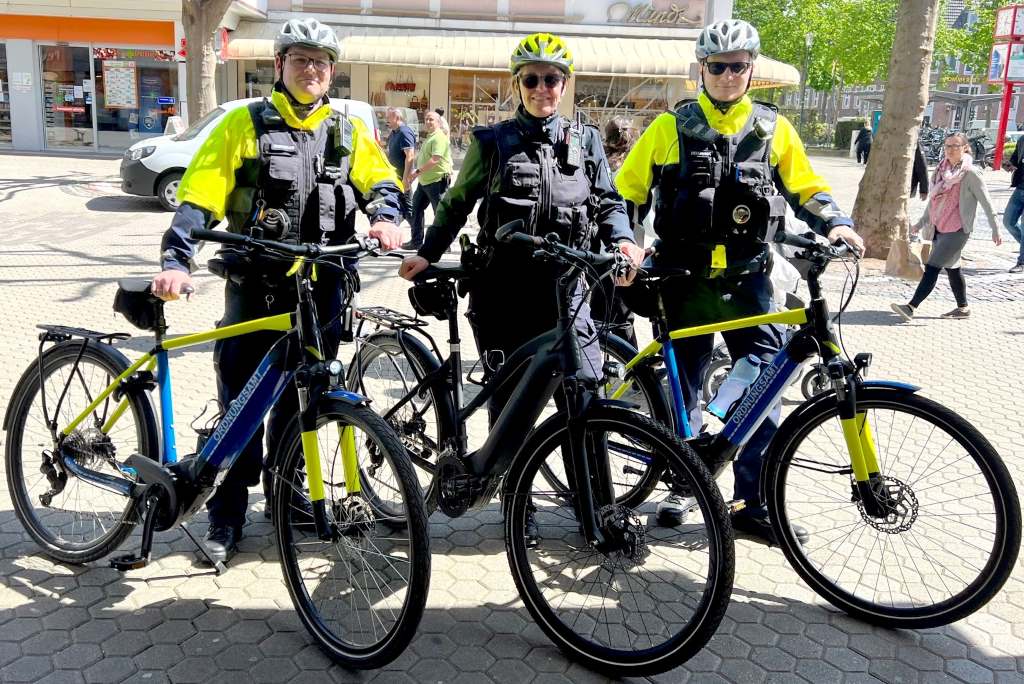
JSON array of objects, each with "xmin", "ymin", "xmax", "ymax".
[
  {"xmin": 399, "ymin": 33, "xmax": 644, "ymax": 540},
  {"xmin": 151, "ymin": 18, "xmax": 404, "ymax": 564},
  {"xmin": 615, "ymin": 19, "xmax": 863, "ymax": 544}
]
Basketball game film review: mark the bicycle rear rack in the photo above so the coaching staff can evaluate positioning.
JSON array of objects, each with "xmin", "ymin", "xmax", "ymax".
[
  {"xmin": 355, "ymin": 306, "xmax": 427, "ymax": 330},
  {"xmin": 38, "ymin": 324, "xmax": 130, "ymax": 345}
]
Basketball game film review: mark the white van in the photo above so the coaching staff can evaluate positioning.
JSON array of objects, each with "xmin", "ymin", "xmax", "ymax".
[{"xmin": 120, "ymin": 98, "xmax": 379, "ymax": 210}]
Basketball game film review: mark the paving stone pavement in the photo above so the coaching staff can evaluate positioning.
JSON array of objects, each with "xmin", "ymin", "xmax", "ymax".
[{"xmin": 0, "ymin": 151, "xmax": 1022, "ymax": 683}]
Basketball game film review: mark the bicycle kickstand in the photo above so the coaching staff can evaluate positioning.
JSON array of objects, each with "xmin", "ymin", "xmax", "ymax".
[
  {"xmin": 179, "ymin": 522, "xmax": 227, "ymax": 575},
  {"xmin": 110, "ymin": 488, "xmax": 162, "ymax": 571}
]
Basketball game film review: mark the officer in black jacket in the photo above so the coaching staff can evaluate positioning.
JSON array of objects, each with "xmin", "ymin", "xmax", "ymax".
[
  {"xmin": 399, "ymin": 33, "xmax": 644, "ymax": 427},
  {"xmin": 151, "ymin": 18, "xmax": 404, "ymax": 564}
]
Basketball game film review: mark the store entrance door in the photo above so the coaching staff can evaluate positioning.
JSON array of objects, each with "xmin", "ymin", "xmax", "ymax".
[{"xmin": 40, "ymin": 45, "xmax": 95, "ymax": 149}]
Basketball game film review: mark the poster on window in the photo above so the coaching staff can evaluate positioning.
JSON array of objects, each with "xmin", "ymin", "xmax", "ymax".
[{"xmin": 102, "ymin": 60, "xmax": 138, "ymax": 109}]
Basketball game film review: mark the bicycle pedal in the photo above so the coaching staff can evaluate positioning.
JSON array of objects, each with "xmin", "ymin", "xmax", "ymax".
[
  {"xmin": 109, "ymin": 553, "xmax": 150, "ymax": 571},
  {"xmin": 726, "ymin": 499, "xmax": 747, "ymax": 514}
]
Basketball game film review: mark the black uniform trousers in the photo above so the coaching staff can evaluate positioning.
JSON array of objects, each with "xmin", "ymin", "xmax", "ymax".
[
  {"xmin": 205, "ymin": 277, "xmax": 344, "ymax": 531},
  {"xmin": 661, "ymin": 270, "xmax": 785, "ymax": 519}
]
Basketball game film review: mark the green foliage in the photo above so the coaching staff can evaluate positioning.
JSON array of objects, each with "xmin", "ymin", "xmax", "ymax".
[
  {"xmin": 735, "ymin": 0, "xmax": 901, "ymax": 88},
  {"xmin": 935, "ymin": 0, "xmax": 1000, "ymax": 78}
]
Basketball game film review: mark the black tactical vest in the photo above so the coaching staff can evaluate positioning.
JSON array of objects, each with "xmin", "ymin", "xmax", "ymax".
[
  {"xmin": 655, "ymin": 100, "xmax": 788, "ymax": 274},
  {"xmin": 475, "ymin": 117, "xmax": 598, "ymax": 251},
  {"xmin": 225, "ymin": 98, "xmax": 356, "ymax": 245}
]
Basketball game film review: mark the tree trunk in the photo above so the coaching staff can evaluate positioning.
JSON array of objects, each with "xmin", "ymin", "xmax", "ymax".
[
  {"xmin": 182, "ymin": 0, "xmax": 234, "ymax": 124},
  {"xmin": 852, "ymin": 0, "xmax": 942, "ymax": 271}
]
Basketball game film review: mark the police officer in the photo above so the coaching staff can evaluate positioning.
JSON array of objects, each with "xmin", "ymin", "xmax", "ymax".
[
  {"xmin": 151, "ymin": 18, "xmax": 404, "ymax": 564},
  {"xmin": 399, "ymin": 33, "xmax": 644, "ymax": 426},
  {"xmin": 615, "ymin": 19, "xmax": 863, "ymax": 544}
]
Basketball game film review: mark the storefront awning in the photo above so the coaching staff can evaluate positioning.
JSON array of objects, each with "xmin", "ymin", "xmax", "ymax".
[{"xmin": 225, "ymin": 27, "xmax": 799, "ymax": 89}]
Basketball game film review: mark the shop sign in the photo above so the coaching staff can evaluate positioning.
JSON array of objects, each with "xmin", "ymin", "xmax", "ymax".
[
  {"xmin": 93, "ymin": 47, "xmax": 175, "ymax": 62},
  {"xmin": 606, "ymin": 1, "xmax": 703, "ymax": 27},
  {"xmin": 385, "ymin": 81, "xmax": 417, "ymax": 92},
  {"xmin": 158, "ymin": 96, "xmax": 176, "ymax": 105},
  {"xmin": 54, "ymin": 105, "xmax": 86, "ymax": 113}
]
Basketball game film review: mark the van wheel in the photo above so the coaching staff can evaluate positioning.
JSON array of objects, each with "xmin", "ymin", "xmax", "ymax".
[{"xmin": 156, "ymin": 172, "xmax": 183, "ymax": 211}]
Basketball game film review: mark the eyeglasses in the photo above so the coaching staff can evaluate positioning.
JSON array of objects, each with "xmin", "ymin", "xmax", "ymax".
[
  {"xmin": 287, "ymin": 54, "xmax": 333, "ymax": 72},
  {"xmin": 705, "ymin": 61, "xmax": 752, "ymax": 76},
  {"xmin": 520, "ymin": 73, "xmax": 565, "ymax": 90}
]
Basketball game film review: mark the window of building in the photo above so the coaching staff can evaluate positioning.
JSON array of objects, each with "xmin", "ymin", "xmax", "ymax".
[
  {"xmin": 448, "ymin": 70, "xmax": 515, "ymax": 152},
  {"xmin": 843, "ymin": 93, "xmax": 851, "ymax": 108},
  {"xmin": 40, "ymin": 45, "xmax": 94, "ymax": 149},
  {"xmin": 92, "ymin": 47, "xmax": 179, "ymax": 151},
  {"xmin": 369, "ymin": 65, "xmax": 431, "ymax": 127},
  {"xmin": 957, "ymin": 84, "xmax": 981, "ymax": 94},
  {"xmin": 573, "ymin": 75, "xmax": 671, "ymax": 132},
  {"xmin": 0, "ymin": 43, "xmax": 10, "ymax": 146}
]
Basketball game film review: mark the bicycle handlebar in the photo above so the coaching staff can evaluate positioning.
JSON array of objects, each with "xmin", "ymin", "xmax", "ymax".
[
  {"xmin": 774, "ymin": 230, "xmax": 860, "ymax": 261},
  {"xmin": 190, "ymin": 228, "xmax": 380, "ymax": 259},
  {"xmin": 496, "ymin": 222, "xmax": 621, "ymax": 272}
]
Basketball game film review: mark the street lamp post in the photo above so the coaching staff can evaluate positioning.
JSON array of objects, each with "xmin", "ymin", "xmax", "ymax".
[{"xmin": 799, "ymin": 32, "xmax": 815, "ymax": 140}]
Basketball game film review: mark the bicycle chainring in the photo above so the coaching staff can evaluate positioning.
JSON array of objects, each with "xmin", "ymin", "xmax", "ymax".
[{"xmin": 435, "ymin": 453, "xmax": 477, "ymax": 518}]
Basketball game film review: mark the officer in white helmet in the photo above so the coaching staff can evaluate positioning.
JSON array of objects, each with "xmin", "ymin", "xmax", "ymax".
[{"xmin": 615, "ymin": 19, "xmax": 862, "ymax": 544}]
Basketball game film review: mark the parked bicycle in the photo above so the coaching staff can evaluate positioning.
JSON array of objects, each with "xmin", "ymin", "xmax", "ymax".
[
  {"xmin": 4, "ymin": 230, "xmax": 430, "ymax": 669},
  {"xmin": 348, "ymin": 223, "xmax": 735, "ymax": 675},
  {"xmin": 600, "ymin": 231, "xmax": 1021, "ymax": 628}
]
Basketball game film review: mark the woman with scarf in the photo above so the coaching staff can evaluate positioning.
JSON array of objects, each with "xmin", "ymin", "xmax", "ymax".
[{"xmin": 892, "ymin": 132, "xmax": 1001, "ymax": 321}]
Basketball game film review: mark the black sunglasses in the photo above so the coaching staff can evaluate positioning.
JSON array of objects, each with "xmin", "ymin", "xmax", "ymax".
[
  {"xmin": 705, "ymin": 61, "xmax": 752, "ymax": 76},
  {"xmin": 520, "ymin": 73, "xmax": 565, "ymax": 90}
]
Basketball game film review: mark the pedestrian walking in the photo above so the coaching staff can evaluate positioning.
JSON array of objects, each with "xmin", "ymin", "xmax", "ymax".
[
  {"xmin": 855, "ymin": 122, "xmax": 873, "ymax": 164},
  {"xmin": 892, "ymin": 132, "xmax": 1002, "ymax": 322},
  {"xmin": 385, "ymin": 107, "xmax": 417, "ymax": 218},
  {"xmin": 403, "ymin": 110, "xmax": 453, "ymax": 250},
  {"xmin": 1000, "ymin": 133, "xmax": 1024, "ymax": 273},
  {"xmin": 910, "ymin": 135, "xmax": 929, "ymax": 201}
]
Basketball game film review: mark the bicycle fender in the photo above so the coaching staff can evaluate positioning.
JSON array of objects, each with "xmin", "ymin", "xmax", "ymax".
[
  {"xmin": 862, "ymin": 380, "xmax": 921, "ymax": 392},
  {"xmin": 325, "ymin": 388, "xmax": 371, "ymax": 406}
]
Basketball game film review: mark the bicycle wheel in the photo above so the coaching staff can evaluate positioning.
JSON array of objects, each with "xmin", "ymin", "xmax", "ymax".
[
  {"xmin": 5, "ymin": 340, "xmax": 158, "ymax": 564},
  {"xmin": 347, "ymin": 329, "xmax": 455, "ymax": 511},
  {"xmin": 766, "ymin": 387, "xmax": 1022, "ymax": 628},
  {"xmin": 274, "ymin": 399, "xmax": 430, "ymax": 669},
  {"xmin": 702, "ymin": 357, "xmax": 732, "ymax": 406},
  {"xmin": 505, "ymin": 405, "xmax": 734, "ymax": 676},
  {"xmin": 542, "ymin": 332, "xmax": 668, "ymax": 509}
]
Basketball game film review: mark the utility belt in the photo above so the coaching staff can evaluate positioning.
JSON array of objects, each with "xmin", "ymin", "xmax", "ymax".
[{"xmin": 655, "ymin": 241, "xmax": 773, "ymax": 279}]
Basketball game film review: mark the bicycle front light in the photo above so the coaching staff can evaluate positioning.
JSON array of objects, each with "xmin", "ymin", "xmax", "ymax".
[{"xmin": 327, "ymin": 360, "xmax": 344, "ymax": 378}]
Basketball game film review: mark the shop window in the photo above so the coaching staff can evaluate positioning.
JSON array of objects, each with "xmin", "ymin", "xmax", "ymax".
[
  {"xmin": 92, "ymin": 47, "xmax": 178, "ymax": 151},
  {"xmin": 574, "ymin": 75, "xmax": 670, "ymax": 134},
  {"xmin": 40, "ymin": 45, "xmax": 94, "ymax": 149},
  {"xmin": 448, "ymin": 70, "xmax": 515, "ymax": 151},
  {"xmin": 369, "ymin": 66, "xmax": 431, "ymax": 135},
  {"xmin": 0, "ymin": 43, "xmax": 10, "ymax": 146}
]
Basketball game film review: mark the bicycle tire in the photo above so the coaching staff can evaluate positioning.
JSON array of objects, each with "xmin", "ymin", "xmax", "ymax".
[
  {"xmin": 274, "ymin": 399, "xmax": 431, "ymax": 669},
  {"xmin": 702, "ymin": 358, "xmax": 732, "ymax": 406},
  {"xmin": 504, "ymin": 404, "xmax": 734, "ymax": 676},
  {"xmin": 347, "ymin": 329, "xmax": 456, "ymax": 512},
  {"xmin": 766, "ymin": 387, "xmax": 1021, "ymax": 628},
  {"xmin": 5, "ymin": 340, "xmax": 158, "ymax": 564}
]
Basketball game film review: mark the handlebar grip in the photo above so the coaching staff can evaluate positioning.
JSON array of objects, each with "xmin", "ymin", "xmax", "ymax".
[
  {"xmin": 190, "ymin": 228, "xmax": 250, "ymax": 246},
  {"xmin": 773, "ymin": 230, "xmax": 820, "ymax": 251}
]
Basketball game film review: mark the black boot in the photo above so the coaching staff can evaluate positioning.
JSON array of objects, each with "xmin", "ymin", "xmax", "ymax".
[{"xmin": 197, "ymin": 524, "xmax": 242, "ymax": 565}]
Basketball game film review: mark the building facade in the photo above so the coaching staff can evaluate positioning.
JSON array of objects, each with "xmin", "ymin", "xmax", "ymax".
[
  {"xmin": 0, "ymin": 0, "xmax": 264, "ymax": 152},
  {"xmin": 1, "ymin": 0, "xmax": 800, "ymax": 152}
]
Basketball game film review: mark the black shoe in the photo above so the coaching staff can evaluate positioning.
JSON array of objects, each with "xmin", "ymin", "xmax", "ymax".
[
  {"xmin": 197, "ymin": 524, "xmax": 241, "ymax": 565},
  {"xmin": 525, "ymin": 505, "xmax": 540, "ymax": 549},
  {"xmin": 400, "ymin": 240, "xmax": 423, "ymax": 251},
  {"xmin": 1010, "ymin": 263, "xmax": 1024, "ymax": 274},
  {"xmin": 731, "ymin": 514, "xmax": 809, "ymax": 547}
]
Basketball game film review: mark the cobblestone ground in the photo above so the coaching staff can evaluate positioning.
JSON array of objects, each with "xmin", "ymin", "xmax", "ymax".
[{"xmin": 0, "ymin": 152, "xmax": 1021, "ymax": 683}]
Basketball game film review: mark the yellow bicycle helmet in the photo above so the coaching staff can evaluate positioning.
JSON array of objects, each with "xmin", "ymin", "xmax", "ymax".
[{"xmin": 510, "ymin": 33, "xmax": 575, "ymax": 75}]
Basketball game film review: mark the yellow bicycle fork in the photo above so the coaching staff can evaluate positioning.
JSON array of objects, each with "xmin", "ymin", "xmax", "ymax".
[
  {"xmin": 840, "ymin": 411, "xmax": 882, "ymax": 483},
  {"xmin": 299, "ymin": 425, "xmax": 362, "ymax": 509}
]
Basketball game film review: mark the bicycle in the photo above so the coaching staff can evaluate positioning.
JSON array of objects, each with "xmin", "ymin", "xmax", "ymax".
[
  {"xmin": 3, "ymin": 230, "xmax": 430, "ymax": 669},
  {"xmin": 348, "ymin": 223, "xmax": 735, "ymax": 675},
  {"xmin": 598, "ymin": 231, "xmax": 1021, "ymax": 628}
]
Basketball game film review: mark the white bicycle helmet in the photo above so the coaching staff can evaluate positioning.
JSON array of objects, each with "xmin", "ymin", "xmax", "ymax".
[
  {"xmin": 696, "ymin": 20, "xmax": 761, "ymax": 61},
  {"xmin": 275, "ymin": 18, "xmax": 341, "ymax": 62}
]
